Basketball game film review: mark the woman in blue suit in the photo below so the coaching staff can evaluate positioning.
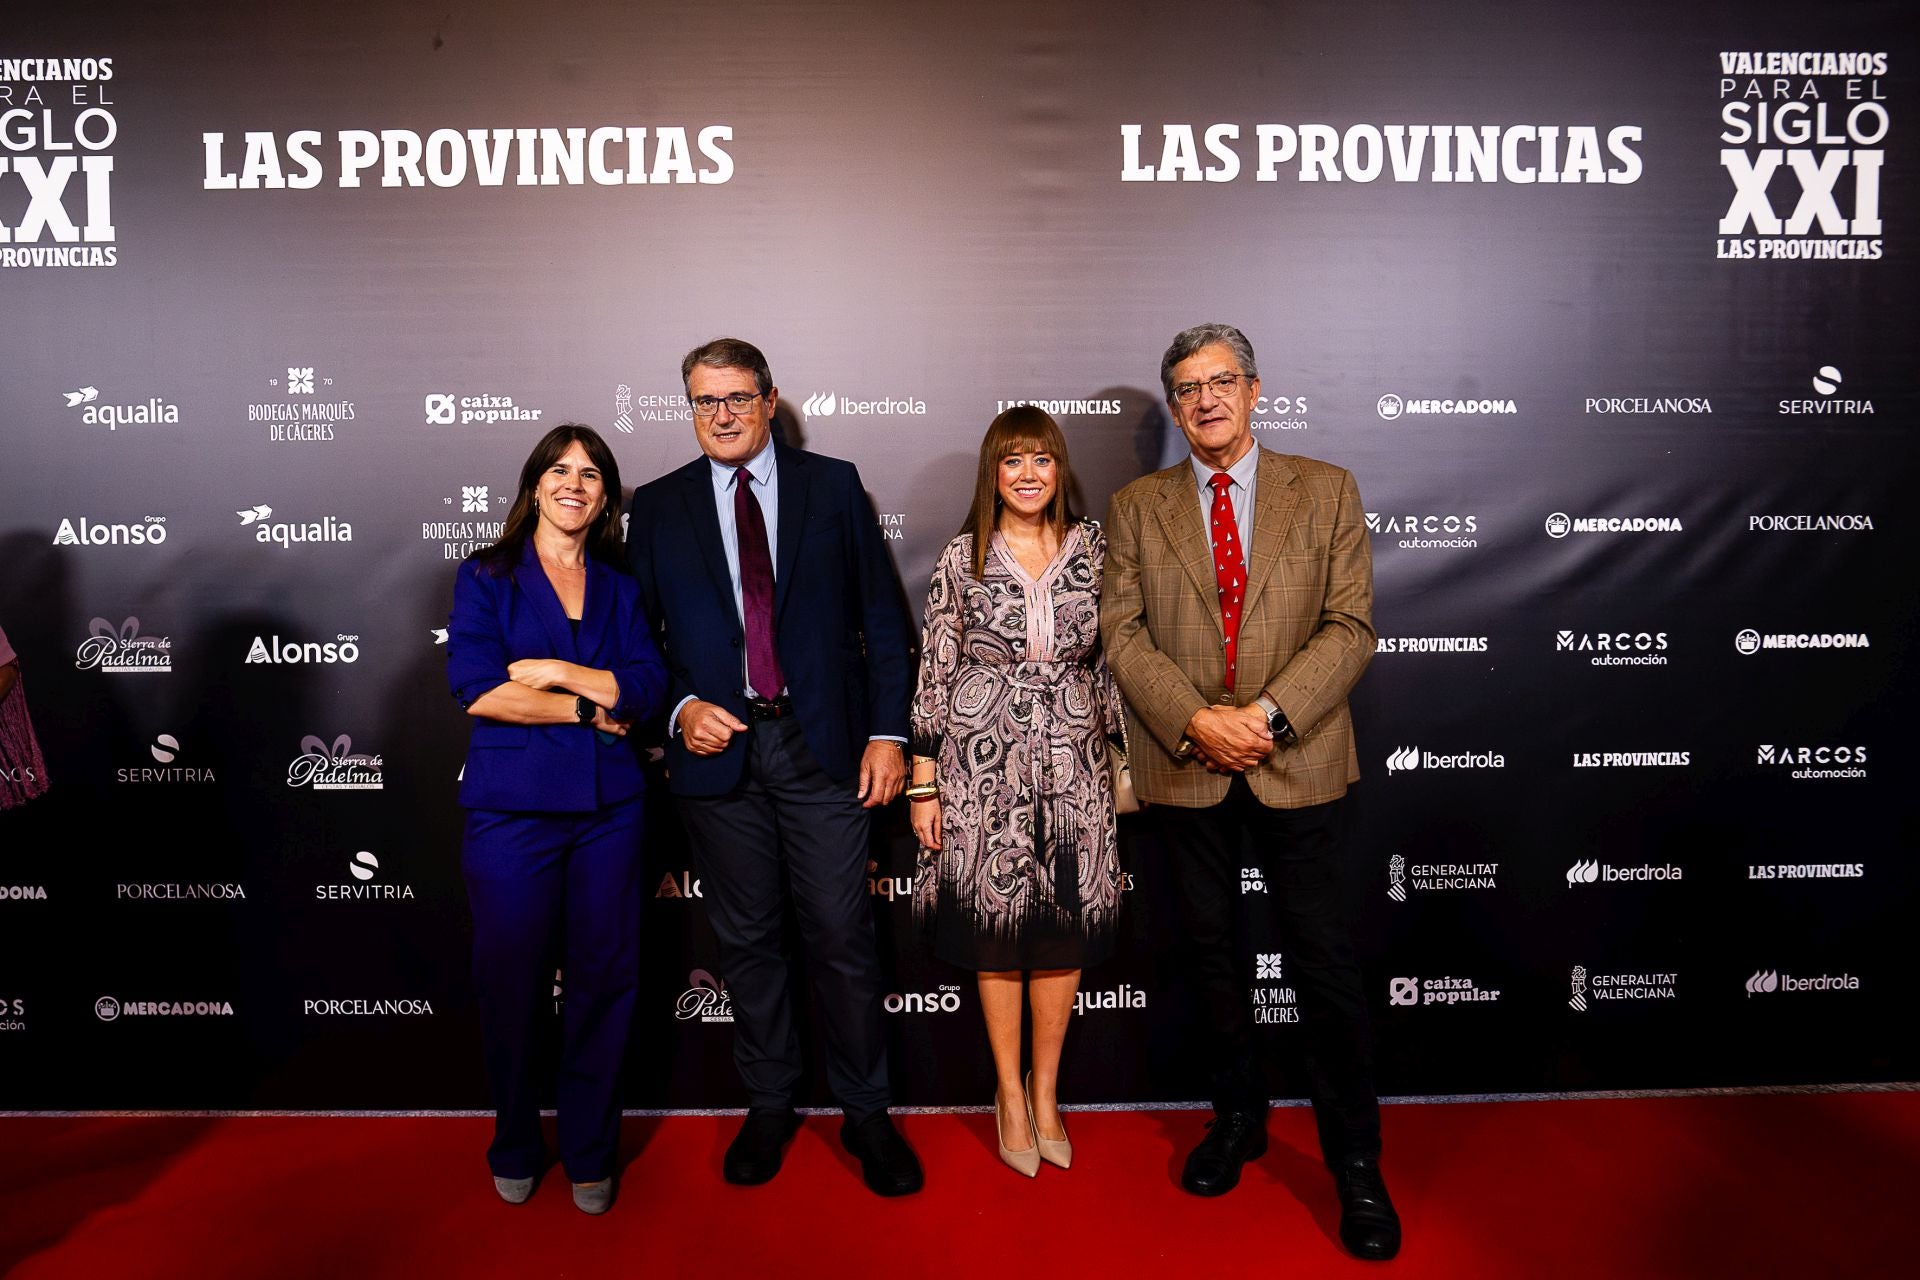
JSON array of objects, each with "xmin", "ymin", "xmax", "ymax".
[{"xmin": 446, "ymin": 423, "xmax": 666, "ymax": 1214}]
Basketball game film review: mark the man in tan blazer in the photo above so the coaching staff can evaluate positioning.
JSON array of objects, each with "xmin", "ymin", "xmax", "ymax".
[{"xmin": 1101, "ymin": 323, "xmax": 1398, "ymax": 1262}]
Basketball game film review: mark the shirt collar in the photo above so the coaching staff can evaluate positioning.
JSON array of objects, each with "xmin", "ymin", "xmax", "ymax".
[
  {"xmin": 1189, "ymin": 442, "xmax": 1259, "ymax": 491},
  {"xmin": 709, "ymin": 436, "xmax": 778, "ymax": 488}
]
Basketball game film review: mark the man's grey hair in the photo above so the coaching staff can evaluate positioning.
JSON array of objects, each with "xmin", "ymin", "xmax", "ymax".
[{"xmin": 1159, "ymin": 323, "xmax": 1259, "ymax": 399}]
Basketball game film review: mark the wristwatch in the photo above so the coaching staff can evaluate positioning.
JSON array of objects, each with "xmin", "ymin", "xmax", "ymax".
[
  {"xmin": 575, "ymin": 695, "xmax": 596, "ymax": 726},
  {"xmin": 1254, "ymin": 693, "xmax": 1298, "ymax": 748}
]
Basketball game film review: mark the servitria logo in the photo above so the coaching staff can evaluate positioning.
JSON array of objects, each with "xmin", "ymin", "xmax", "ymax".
[{"xmin": 675, "ymin": 969, "xmax": 733, "ymax": 1022}]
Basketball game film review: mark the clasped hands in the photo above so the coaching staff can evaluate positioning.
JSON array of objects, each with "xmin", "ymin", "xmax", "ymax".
[
  {"xmin": 676, "ymin": 698, "xmax": 904, "ymax": 809},
  {"xmin": 1183, "ymin": 704, "xmax": 1275, "ymax": 774},
  {"xmin": 507, "ymin": 659, "xmax": 629, "ymax": 736}
]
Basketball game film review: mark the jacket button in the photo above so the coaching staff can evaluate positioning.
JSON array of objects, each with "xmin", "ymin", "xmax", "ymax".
[{"xmin": 731, "ymin": 638, "xmax": 741, "ymax": 648}]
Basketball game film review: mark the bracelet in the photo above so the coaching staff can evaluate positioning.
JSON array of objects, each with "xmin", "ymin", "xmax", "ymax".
[{"xmin": 904, "ymin": 782, "xmax": 939, "ymax": 801}]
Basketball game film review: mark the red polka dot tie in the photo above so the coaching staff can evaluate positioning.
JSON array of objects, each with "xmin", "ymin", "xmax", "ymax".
[{"xmin": 1209, "ymin": 472, "xmax": 1245, "ymax": 692}]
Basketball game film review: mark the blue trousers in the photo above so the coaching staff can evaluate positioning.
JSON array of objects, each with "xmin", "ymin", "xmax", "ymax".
[{"xmin": 462, "ymin": 795, "xmax": 644, "ymax": 1182}]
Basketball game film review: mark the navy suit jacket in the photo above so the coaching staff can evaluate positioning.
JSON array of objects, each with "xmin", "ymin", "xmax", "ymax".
[
  {"xmin": 447, "ymin": 540, "xmax": 667, "ymax": 813},
  {"xmin": 627, "ymin": 443, "xmax": 912, "ymax": 797}
]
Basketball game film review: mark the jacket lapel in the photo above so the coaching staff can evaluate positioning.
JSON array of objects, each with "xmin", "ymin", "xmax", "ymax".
[
  {"xmin": 1153, "ymin": 466, "xmax": 1224, "ymax": 636},
  {"xmin": 681, "ymin": 460, "xmax": 741, "ymax": 637},
  {"xmin": 773, "ymin": 443, "xmax": 808, "ymax": 620},
  {"xmin": 512, "ymin": 540, "xmax": 577, "ymax": 660},
  {"xmin": 576, "ymin": 554, "xmax": 616, "ymax": 663},
  {"xmin": 1238, "ymin": 448, "xmax": 1300, "ymax": 623}
]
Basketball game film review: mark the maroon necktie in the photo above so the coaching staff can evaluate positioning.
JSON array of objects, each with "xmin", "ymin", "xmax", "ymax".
[
  {"xmin": 1209, "ymin": 472, "xmax": 1245, "ymax": 692},
  {"xmin": 734, "ymin": 468, "xmax": 784, "ymax": 697}
]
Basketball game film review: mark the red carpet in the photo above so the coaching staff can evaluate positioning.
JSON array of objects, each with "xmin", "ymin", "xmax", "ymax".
[{"xmin": 4, "ymin": 1093, "xmax": 1916, "ymax": 1279}]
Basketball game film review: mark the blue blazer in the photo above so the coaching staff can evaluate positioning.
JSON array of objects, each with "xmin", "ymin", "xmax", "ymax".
[
  {"xmin": 627, "ymin": 443, "xmax": 912, "ymax": 797},
  {"xmin": 447, "ymin": 540, "xmax": 667, "ymax": 813}
]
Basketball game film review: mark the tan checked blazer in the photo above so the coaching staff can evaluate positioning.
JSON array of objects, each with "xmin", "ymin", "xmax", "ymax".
[{"xmin": 1100, "ymin": 447, "xmax": 1374, "ymax": 809}]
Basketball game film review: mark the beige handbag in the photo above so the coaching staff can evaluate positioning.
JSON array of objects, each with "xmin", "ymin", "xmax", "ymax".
[{"xmin": 1109, "ymin": 715, "xmax": 1140, "ymax": 815}]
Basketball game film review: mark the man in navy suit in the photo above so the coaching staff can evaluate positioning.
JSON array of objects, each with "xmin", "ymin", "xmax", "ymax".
[{"xmin": 627, "ymin": 338, "xmax": 922, "ymax": 1195}]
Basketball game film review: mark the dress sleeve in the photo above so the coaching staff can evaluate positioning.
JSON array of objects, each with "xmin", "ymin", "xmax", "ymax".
[
  {"xmin": 1085, "ymin": 522, "xmax": 1125, "ymax": 738},
  {"xmin": 909, "ymin": 538, "xmax": 967, "ymax": 757}
]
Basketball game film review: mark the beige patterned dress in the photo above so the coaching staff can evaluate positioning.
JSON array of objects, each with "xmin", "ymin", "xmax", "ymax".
[{"xmin": 910, "ymin": 521, "xmax": 1124, "ymax": 971}]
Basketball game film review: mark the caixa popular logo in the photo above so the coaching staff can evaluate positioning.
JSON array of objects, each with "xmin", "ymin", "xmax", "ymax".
[
  {"xmin": 286, "ymin": 734, "xmax": 384, "ymax": 790},
  {"xmin": 675, "ymin": 969, "xmax": 733, "ymax": 1023},
  {"xmin": 75, "ymin": 616, "xmax": 171, "ymax": 673},
  {"xmin": 1388, "ymin": 975, "xmax": 1501, "ymax": 1007},
  {"xmin": 53, "ymin": 514, "xmax": 167, "ymax": 547},
  {"xmin": 237, "ymin": 504, "xmax": 353, "ymax": 547},
  {"xmin": 884, "ymin": 985, "xmax": 961, "ymax": 1014},
  {"xmin": 423, "ymin": 392, "xmax": 543, "ymax": 427}
]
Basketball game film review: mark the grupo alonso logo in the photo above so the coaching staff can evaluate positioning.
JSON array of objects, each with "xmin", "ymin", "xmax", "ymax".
[
  {"xmin": 286, "ymin": 734, "xmax": 385, "ymax": 790},
  {"xmin": 676, "ymin": 969, "xmax": 733, "ymax": 1022},
  {"xmin": 884, "ymin": 985, "xmax": 962, "ymax": 1014}
]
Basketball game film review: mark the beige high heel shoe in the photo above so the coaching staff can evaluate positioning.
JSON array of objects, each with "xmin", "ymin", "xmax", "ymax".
[
  {"xmin": 996, "ymin": 1085, "xmax": 1040, "ymax": 1177},
  {"xmin": 1027, "ymin": 1071, "xmax": 1072, "ymax": 1170}
]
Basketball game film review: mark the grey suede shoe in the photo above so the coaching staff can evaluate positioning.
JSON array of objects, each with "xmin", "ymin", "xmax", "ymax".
[
  {"xmin": 571, "ymin": 1178, "xmax": 615, "ymax": 1215},
  {"xmin": 492, "ymin": 1175, "xmax": 535, "ymax": 1204}
]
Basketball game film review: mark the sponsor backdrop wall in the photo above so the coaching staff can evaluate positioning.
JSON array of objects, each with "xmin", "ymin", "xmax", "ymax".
[{"xmin": 2, "ymin": 0, "xmax": 1913, "ymax": 1110}]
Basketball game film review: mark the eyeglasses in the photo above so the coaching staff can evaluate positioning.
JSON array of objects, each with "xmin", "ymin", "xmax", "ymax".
[
  {"xmin": 1169, "ymin": 373, "xmax": 1252, "ymax": 405},
  {"xmin": 690, "ymin": 391, "xmax": 765, "ymax": 418}
]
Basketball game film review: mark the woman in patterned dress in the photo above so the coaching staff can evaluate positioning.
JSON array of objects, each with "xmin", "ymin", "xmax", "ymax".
[{"xmin": 908, "ymin": 405, "xmax": 1124, "ymax": 1176}]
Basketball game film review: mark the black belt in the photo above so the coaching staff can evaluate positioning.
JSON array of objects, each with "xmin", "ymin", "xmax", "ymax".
[{"xmin": 744, "ymin": 695, "xmax": 795, "ymax": 721}]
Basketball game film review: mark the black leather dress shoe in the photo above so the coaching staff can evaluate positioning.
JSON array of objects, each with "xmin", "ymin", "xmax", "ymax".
[
  {"xmin": 1332, "ymin": 1154, "xmax": 1402, "ymax": 1261},
  {"xmin": 724, "ymin": 1107, "xmax": 803, "ymax": 1185},
  {"xmin": 839, "ymin": 1111, "xmax": 924, "ymax": 1196},
  {"xmin": 1180, "ymin": 1111, "xmax": 1268, "ymax": 1196}
]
